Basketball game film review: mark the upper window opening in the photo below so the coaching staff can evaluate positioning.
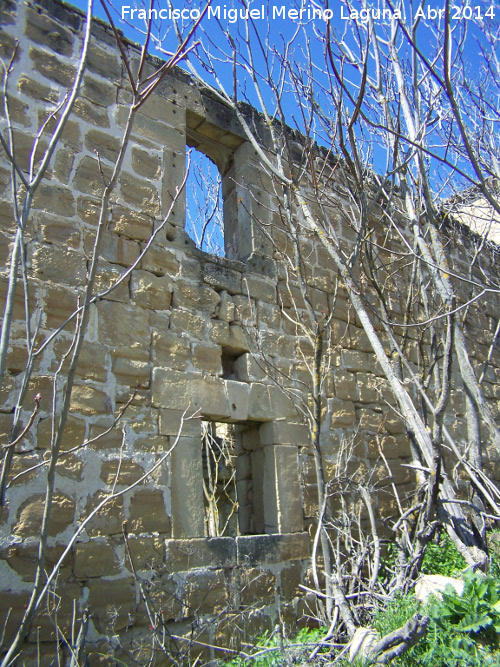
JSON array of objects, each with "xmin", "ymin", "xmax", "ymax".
[{"xmin": 185, "ymin": 150, "xmax": 225, "ymax": 257}]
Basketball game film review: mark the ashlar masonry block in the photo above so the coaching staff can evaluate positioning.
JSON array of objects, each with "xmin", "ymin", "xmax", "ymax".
[
  {"xmin": 262, "ymin": 444, "xmax": 303, "ymax": 533},
  {"xmin": 170, "ymin": 435, "xmax": 205, "ymax": 538}
]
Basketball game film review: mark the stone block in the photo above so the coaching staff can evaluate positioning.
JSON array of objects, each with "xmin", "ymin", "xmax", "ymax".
[
  {"xmin": 85, "ymin": 493, "xmax": 124, "ymax": 537},
  {"xmin": 73, "ymin": 154, "xmax": 113, "ymax": 195},
  {"xmin": 53, "ymin": 146, "xmax": 75, "ymax": 183},
  {"xmin": 141, "ymin": 246, "xmax": 179, "ymax": 276},
  {"xmin": 31, "ymin": 244, "xmax": 85, "ymax": 285},
  {"xmin": 81, "ymin": 75, "xmax": 116, "ymax": 108},
  {"xmin": 87, "ymin": 42, "xmax": 121, "ymax": 79},
  {"xmin": 32, "ymin": 182, "xmax": 76, "ymax": 217},
  {"xmin": 211, "ymin": 322, "xmax": 249, "ymax": 354},
  {"xmin": 55, "ymin": 453, "xmax": 85, "ymax": 480},
  {"xmin": 70, "ymin": 385, "xmax": 111, "ymax": 416},
  {"xmin": 132, "ymin": 146, "xmax": 162, "ymax": 179},
  {"xmin": 263, "ymin": 445, "xmax": 304, "ymax": 533},
  {"xmin": 268, "ymin": 385, "xmax": 298, "ymax": 420},
  {"xmin": 184, "ymin": 569, "xmax": 227, "ymax": 614},
  {"xmin": 53, "ymin": 339, "xmax": 108, "ymax": 382},
  {"xmin": 240, "ymin": 568, "xmax": 276, "ymax": 606},
  {"xmin": 342, "ymin": 349, "xmax": 377, "ymax": 373},
  {"xmin": 237, "ymin": 533, "xmax": 310, "ymax": 565},
  {"xmin": 39, "ymin": 214, "xmax": 80, "ymax": 248},
  {"xmin": 170, "ymin": 437, "xmax": 204, "ymax": 538},
  {"xmin": 87, "ymin": 577, "xmax": 136, "ymax": 632},
  {"xmin": 248, "ymin": 383, "xmax": 272, "ymax": 421},
  {"xmin": 100, "ymin": 460, "xmax": 145, "ymax": 486},
  {"xmin": 13, "ymin": 493, "xmax": 75, "ymax": 538},
  {"xmin": 152, "ymin": 331, "xmax": 191, "ymax": 370},
  {"xmin": 328, "ymin": 398, "xmax": 356, "ymax": 427},
  {"xmin": 203, "ymin": 262, "xmax": 242, "ymax": 294},
  {"xmin": 192, "ymin": 343, "xmax": 222, "ymax": 374},
  {"xmin": 29, "ymin": 45, "xmax": 76, "ymax": 86},
  {"xmin": 131, "ymin": 270, "xmax": 173, "ymax": 311},
  {"xmin": 164, "ymin": 537, "xmax": 236, "ymax": 571},
  {"xmin": 88, "ymin": 421, "xmax": 124, "ymax": 449},
  {"xmin": 358, "ymin": 408, "xmax": 385, "ymax": 433},
  {"xmin": 280, "ymin": 561, "xmax": 303, "ymax": 599},
  {"xmin": 333, "ymin": 371, "xmax": 358, "ymax": 401},
  {"xmin": 126, "ymin": 536, "xmax": 163, "ymax": 570},
  {"xmin": 97, "ymin": 300, "xmax": 149, "ymax": 348},
  {"xmin": 85, "ymin": 128, "xmax": 121, "ymax": 162},
  {"xmin": 170, "ymin": 309, "xmax": 207, "ymax": 338},
  {"xmin": 233, "ymin": 353, "xmax": 266, "ymax": 382},
  {"xmin": 111, "ymin": 348, "xmax": 150, "ymax": 386},
  {"xmin": 259, "ymin": 421, "xmax": 309, "ymax": 446},
  {"xmin": 109, "ymin": 204, "xmax": 154, "ymax": 241},
  {"xmin": 120, "ymin": 172, "xmax": 160, "ymax": 217},
  {"xmin": 218, "ymin": 292, "xmax": 237, "ymax": 323},
  {"xmin": 43, "ymin": 284, "xmax": 79, "ymax": 329},
  {"xmin": 172, "ymin": 279, "xmax": 221, "ymax": 315},
  {"xmin": 159, "ymin": 409, "xmax": 202, "ymax": 438},
  {"xmin": 3, "ymin": 543, "xmax": 73, "ymax": 582},
  {"xmin": 152, "ymin": 369, "xmax": 230, "ymax": 419},
  {"xmin": 224, "ymin": 380, "xmax": 250, "ymax": 421},
  {"xmin": 138, "ymin": 94, "xmax": 184, "ymax": 128},
  {"xmin": 128, "ymin": 488, "xmax": 170, "ymax": 534}
]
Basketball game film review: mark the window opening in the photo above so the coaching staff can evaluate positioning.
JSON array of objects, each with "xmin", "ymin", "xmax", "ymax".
[
  {"xmin": 186, "ymin": 151, "xmax": 225, "ymax": 257},
  {"xmin": 202, "ymin": 421, "xmax": 238, "ymax": 536}
]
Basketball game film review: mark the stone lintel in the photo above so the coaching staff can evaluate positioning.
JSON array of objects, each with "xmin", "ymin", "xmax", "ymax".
[{"xmin": 236, "ymin": 533, "xmax": 310, "ymax": 566}]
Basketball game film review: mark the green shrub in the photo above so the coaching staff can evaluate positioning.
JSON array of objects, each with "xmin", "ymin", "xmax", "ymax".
[
  {"xmin": 370, "ymin": 570, "xmax": 500, "ymax": 666},
  {"xmin": 223, "ymin": 626, "xmax": 327, "ymax": 666},
  {"xmin": 421, "ymin": 534, "xmax": 466, "ymax": 576}
]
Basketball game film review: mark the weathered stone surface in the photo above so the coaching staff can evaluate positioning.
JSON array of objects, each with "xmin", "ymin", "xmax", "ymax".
[
  {"xmin": 243, "ymin": 274, "xmax": 276, "ymax": 303},
  {"xmin": 141, "ymin": 246, "xmax": 179, "ymax": 276},
  {"xmin": 70, "ymin": 385, "xmax": 111, "ymax": 416},
  {"xmin": 126, "ymin": 536, "xmax": 163, "ymax": 570},
  {"xmin": 203, "ymin": 262, "xmax": 242, "ymax": 294},
  {"xmin": 172, "ymin": 279, "xmax": 221, "ymax": 315},
  {"xmin": 86, "ymin": 577, "xmax": 136, "ymax": 632},
  {"xmin": 184, "ymin": 569, "xmax": 227, "ymax": 614},
  {"xmin": 13, "ymin": 493, "xmax": 75, "ymax": 538},
  {"xmin": 100, "ymin": 460, "xmax": 145, "ymax": 486},
  {"xmin": 55, "ymin": 453, "xmax": 85, "ymax": 480},
  {"xmin": 85, "ymin": 493, "xmax": 124, "ymax": 537},
  {"xmin": 240, "ymin": 568, "xmax": 276, "ymax": 606},
  {"xmin": 120, "ymin": 172, "xmax": 160, "ymax": 216},
  {"xmin": 132, "ymin": 146, "xmax": 161, "ymax": 179},
  {"xmin": 170, "ymin": 437, "xmax": 204, "ymax": 538},
  {"xmin": 131, "ymin": 270, "xmax": 172, "ymax": 311},
  {"xmin": 31, "ymin": 244, "xmax": 85, "ymax": 285},
  {"xmin": 3, "ymin": 543, "xmax": 73, "ymax": 582},
  {"xmin": 259, "ymin": 421, "xmax": 309, "ymax": 446},
  {"xmin": 192, "ymin": 343, "xmax": 222, "ymax": 374},
  {"xmin": 111, "ymin": 348, "xmax": 150, "ymax": 386},
  {"xmin": 152, "ymin": 369, "xmax": 230, "ymax": 418},
  {"xmin": 248, "ymin": 383, "xmax": 272, "ymax": 421},
  {"xmin": 109, "ymin": 205, "xmax": 154, "ymax": 241},
  {"xmin": 29, "ymin": 45, "xmax": 76, "ymax": 85},
  {"xmin": 97, "ymin": 301, "xmax": 149, "ymax": 348},
  {"xmin": 74, "ymin": 541, "xmax": 120, "ymax": 578},
  {"xmin": 128, "ymin": 489, "xmax": 170, "ymax": 534},
  {"xmin": 159, "ymin": 409, "xmax": 201, "ymax": 438},
  {"xmin": 233, "ymin": 353, "xmax": 267, "ymax": 382},
  {"xmin": 211, "ymin": 321, "xmax": 249, "ymax": 354},
  {"xmin": 237, "ymin": 533, "xmax": 310, "ymax": 565},
  {"xmin": 225, "ymin": 380, "xmax": 250, "ymax": 421},
  {"xmin": 165, "ymin": 537, "xmax": 236, "ymax": 571}
]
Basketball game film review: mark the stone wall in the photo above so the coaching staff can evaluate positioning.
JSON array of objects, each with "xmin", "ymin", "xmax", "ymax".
[{"xmin": 0, "ymin": 0, "xmax": 499, "ymax": 663}]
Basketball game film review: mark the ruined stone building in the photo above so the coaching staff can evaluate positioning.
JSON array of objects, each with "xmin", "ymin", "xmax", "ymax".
[{"xmin": 0, "ymin": 0, "xmax": 499, "ymax": 663}]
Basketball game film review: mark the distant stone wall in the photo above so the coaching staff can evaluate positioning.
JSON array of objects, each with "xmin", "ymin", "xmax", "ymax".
[{"xmin": 0, "ymin": 0, "xmax": 499, "ymax": 663}]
